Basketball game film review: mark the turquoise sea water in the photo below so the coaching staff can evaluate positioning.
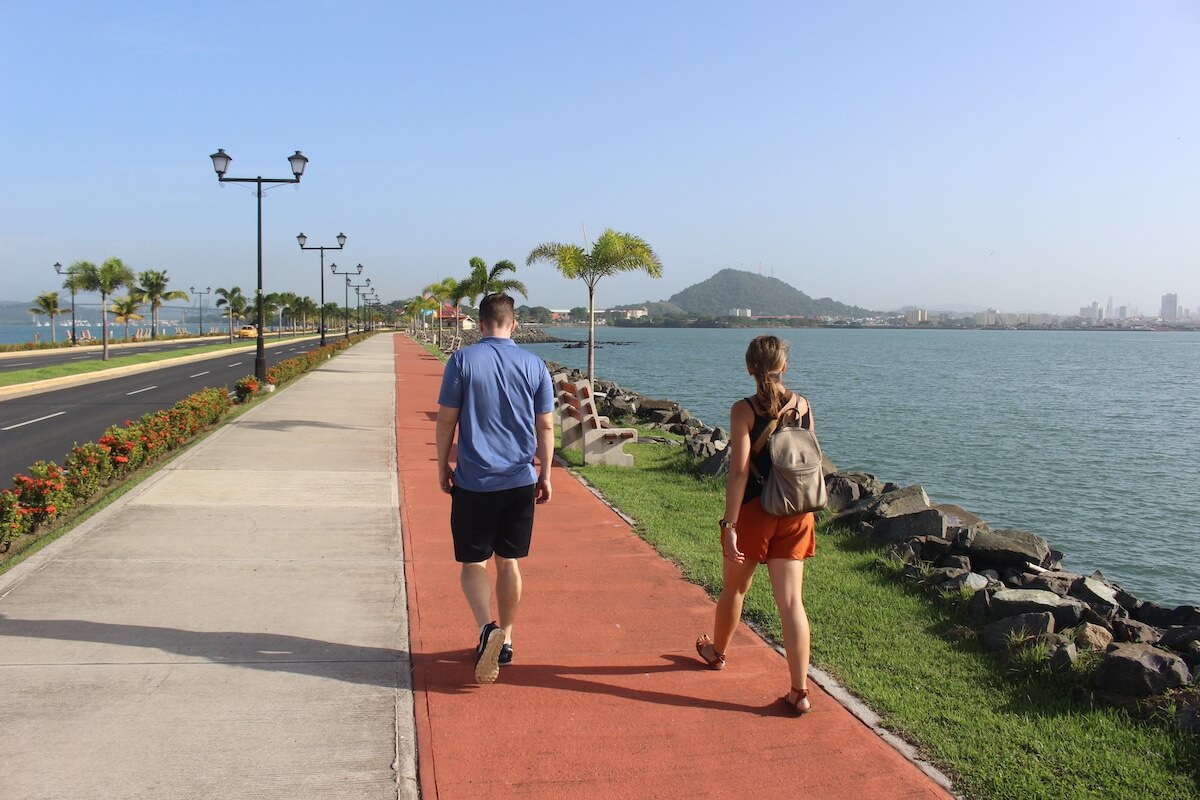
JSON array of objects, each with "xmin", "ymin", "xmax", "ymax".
[
  {"xmin": 524, "ymin": 327, "xmax": 1200, "ymax": 608},
  {"xmin": 0, "ymin": 322, "xmax": 211, "ymax": 345}
]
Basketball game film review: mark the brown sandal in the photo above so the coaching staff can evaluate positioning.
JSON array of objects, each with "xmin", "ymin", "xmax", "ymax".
[
  {"xmin": 695, "ymin": 635, "xmax": 726, "ymax": 670},
  {"xmin": 780, "ymin": 687, "xmax": 812, "ymax": 715}
]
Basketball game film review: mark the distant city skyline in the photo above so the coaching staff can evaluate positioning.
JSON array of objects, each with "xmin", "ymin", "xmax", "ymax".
[{"xmin": 2, "ymin": 3, "xmax": 1198, "ymax": 317}]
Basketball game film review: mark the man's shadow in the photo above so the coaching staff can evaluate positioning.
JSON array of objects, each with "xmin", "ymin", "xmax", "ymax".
[{"xmin": 0, "ymin": 615, "xmax": 406, "ymax": 687}]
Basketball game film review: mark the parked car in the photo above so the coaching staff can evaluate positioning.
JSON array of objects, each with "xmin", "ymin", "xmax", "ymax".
[{"xmin": 237, "ymin": 325, "xmax": 258, "ymax": 338}]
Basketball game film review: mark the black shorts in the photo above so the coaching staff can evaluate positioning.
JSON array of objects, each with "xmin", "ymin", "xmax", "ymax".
[{"xmin": 450, "ymin": 483, "xmax": 536, "ymax": 563}]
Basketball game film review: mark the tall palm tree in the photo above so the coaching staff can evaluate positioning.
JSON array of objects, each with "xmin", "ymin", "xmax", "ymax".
[
  {"xmin": 258, "ymin": 293, "xmax": 284, "ymax": 338},
  {"xmin": 110, "ymin": 296, "xmax": 144, "ymax": 341},
  {"xmin": 462, "ymin": 257, "xmax": 528, "ymax": 305},
  {"xmin": 134, "ymin": 270, "xmax": 189, "ymax": 339},
  {"xmin": 29, "ymin": 291, "xmax": 67, "ymax": 344},
  {"xmin": 407, "ymin": 295, "xmax": 439, "ymax": 338},
  {"xmin": 292, "ymin": 296, "xmax": 319, "ymax": 333},
  {"xmin": 321, "ymin": 301, "xmax": 342, "ymax": 334},
  {"xmin": 527, "ymin": 229, "xmax": 663, "ymax": 379},
  {"xmin": 422, "ymin": 277, "xmax": 459, "ymax": 349},
  {"xmin": 215, "ymin": 286, "xmax": 248, "ymax": 344},
  {"xmin": 457, "ymin": 257, "xmax": 527, "ymax": 340},
  {"xmin": 273, "ymin": 291, "xmax": 299, "ymax": 335},
  {"xmin": 76, "ymin": 257, "xmax": 136, "ymax": 360}
]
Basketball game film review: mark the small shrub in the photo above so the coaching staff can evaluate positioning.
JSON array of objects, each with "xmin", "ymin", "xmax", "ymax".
[
  {"xmin": 234, "ymin": 375, "xmax": 260, "ymax": 402},
  {"xmin": 0, "ymin": 489, "xmax": 26, "ymax": 548},
  {"xmin": 98, "ymin": 422, "xmax": 147, "ymax": 475},
  {"xmin": 64, "ymin": 442, "xmax": 114, "ymax": 501},
  {"xmin": 12, "ymin": 461, "xmax": 73, "ymax": 528}
]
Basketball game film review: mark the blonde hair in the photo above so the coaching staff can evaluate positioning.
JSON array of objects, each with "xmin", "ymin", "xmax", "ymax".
[{"xmin": 745, "ymin": 335, "xmax": 791, "ymax": 417}]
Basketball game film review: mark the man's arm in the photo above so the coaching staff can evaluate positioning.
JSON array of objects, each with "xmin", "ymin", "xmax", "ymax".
[
  {"xmin": 436, "ymin": 405, "xmax": 460, "ymax": 493},
  {"xmin": 534, "ymin": 410, "xmax": 554, "ymax": 504}
]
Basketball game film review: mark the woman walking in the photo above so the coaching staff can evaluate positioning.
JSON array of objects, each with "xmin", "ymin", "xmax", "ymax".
[{"xmin": 696, "ymin": 334, "xmax": 816, "ymax": 714}]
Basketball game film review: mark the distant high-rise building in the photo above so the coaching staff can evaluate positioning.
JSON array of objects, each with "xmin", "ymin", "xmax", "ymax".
[
  {"xmin": 1106, "ymin": 296, "xmax": 1113, "ymax": 319},
  {"xmin": 1161, "ymin": 293, "xmax": 1179, "ymax": 321},
  {"xmin": 1118, "ymin": 305, "xmax": 1128, "ymax": 320}
]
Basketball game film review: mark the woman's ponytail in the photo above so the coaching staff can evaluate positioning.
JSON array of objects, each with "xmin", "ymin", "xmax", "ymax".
[{"xmin": 745, "ymin": 335, "xmax": 790, "ymax": 417}]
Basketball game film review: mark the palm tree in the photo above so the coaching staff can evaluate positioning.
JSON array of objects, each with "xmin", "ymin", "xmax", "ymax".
[
  {"xmin": 407, "ymin": 295, "xmax": 439, "ymax": 338},
  {"xmin": 110, "ymin": 296, "xmax": 144, "ymax": 341},
  {"xmin": 321, "ymin": 301, "xmax": 342, "ymax": 334},
  {"xmin": 29, "ymin": 291, "xmax": 67, "ymax": 345},
  {"xmin": 273, "ymin": 291, "xmax": 299, "ymax": 335},
  {"xmin": 456, "ymin": 257, "xmax": 527, "ymax": 341},
  {"xmin": 292, "ymin": 296, "xmax": 319, "ymax": 333},
  {"xmin": 134, "ymin": 270, "xmax": 189, "ymax": 339},
  {"xmin": 422, "ymin": 277, "xmax": 459, "ymax": 349},
  {"xmin": 76, "ymin": 258, "xmax": 136, "ymax": 360},
  {"xmin": 527, "ymin": 229, "xmax": 663, "ymax": 379},
  {"xmin": 215, "ymin": 286, "xmax": 248, "ymax": 344},
  {"xmin": 462, "ymin": 257, "xmax": 528, "ymax": 304}
]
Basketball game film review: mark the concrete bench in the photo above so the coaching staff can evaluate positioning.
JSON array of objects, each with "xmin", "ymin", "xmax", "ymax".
[{"xmin": 553, "ymin": 375, "xmax": 637, "ymax": 466}]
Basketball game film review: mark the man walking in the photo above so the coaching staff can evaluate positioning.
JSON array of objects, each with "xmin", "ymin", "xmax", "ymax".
[{"xmin": 436, "ymin": 293, "xmax": 555, "ymax": 684}]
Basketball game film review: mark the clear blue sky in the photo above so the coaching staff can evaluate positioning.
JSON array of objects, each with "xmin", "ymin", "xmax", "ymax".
[{"xmin": 2, "ymin": 1, "xmax": 1197, "ymax": 316}]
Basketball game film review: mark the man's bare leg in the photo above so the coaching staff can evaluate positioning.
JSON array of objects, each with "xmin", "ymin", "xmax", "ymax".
[
  {"xmin": 495, "ymin": 556, "xmax": 523, "ymax": 643},
  {"xmin": 460, "ymin": 560, "xmax": 493, "ymax": 627}
]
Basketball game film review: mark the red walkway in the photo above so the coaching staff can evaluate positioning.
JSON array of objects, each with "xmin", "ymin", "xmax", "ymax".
[{"xmin": 393, "ymin": 335, "xmax": 953, "ymax": 800}]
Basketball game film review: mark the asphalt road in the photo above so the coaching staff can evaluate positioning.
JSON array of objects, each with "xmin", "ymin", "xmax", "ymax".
[
  {"xmin": 0, "ymin": 338, "xmax": 329, "ymax": 481},
  {"xmin": 0, "ymin": 335, "xmax": 271, "ymax": 374}
]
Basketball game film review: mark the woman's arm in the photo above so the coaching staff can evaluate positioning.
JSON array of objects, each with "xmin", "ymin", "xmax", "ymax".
[{"xmin": 721, "ymin": 399, "xmax": 754, "ymax": 562}]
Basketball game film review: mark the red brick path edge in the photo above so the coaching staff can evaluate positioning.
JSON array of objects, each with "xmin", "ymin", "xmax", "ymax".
[{"xmin": 393, "ymin": 334, "xmax": 955, "ymax": 800}]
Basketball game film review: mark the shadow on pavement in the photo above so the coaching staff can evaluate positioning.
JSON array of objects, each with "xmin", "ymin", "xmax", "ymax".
[{"xmin": 0, "ymin": 615, "xmax": 405, "ymax": 687}]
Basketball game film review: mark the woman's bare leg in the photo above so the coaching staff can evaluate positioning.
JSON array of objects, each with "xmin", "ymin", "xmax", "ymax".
[
  {"xmin": 711, "ymin": 559, "xmax": 760, "ymax": 655},
  {"xmin": 767, "ymin": 558, "xmax": 810, "ymax": 709}
]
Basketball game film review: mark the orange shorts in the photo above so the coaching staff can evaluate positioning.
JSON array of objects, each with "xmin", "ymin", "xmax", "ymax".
[{"xmin": 722, "ymin": 498, "xmax": 816, "ymax": 564}]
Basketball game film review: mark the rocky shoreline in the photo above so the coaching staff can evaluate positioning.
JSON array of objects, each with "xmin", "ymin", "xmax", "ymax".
[{"xmin": 545, "ymin": 362, "xmax": 1199, "ymax": 730}]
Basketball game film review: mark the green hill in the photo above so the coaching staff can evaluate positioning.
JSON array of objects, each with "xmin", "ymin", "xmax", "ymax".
[{"xmin": 667, "ymin": 269, "xmax": 877, "ymax": 317}]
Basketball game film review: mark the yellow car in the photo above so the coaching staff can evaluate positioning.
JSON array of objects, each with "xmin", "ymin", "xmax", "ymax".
[{"xmin": 237, "ymin": 325, "xmax": 258, "ymax": 338}]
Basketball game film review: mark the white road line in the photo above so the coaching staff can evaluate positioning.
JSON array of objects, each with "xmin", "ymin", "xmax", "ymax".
[
  {"xmin": 228, "ymin": 361, "xmax": 243, "ymax": 367},
  {"xmin": 126, "ymin": 385, "xmax": 158, "ymax": 395},
  {"xmin": 2, "ymin": 411, "xmax": 66, "ymax": 431},
  {"xmin": 189, "ymin": 371, "xmax": 211, "ymax": 378},
  {"xmin": 71, "ymin": 356, "xmax": 90, "ymax": 360},
  {"xmin": 9, "ymin": 361, "xmax": 35, "ymax": 367}
]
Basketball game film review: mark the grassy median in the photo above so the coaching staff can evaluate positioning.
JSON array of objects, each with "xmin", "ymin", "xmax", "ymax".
[
  {"xmin": 0, "ymin": 336, "xmax": 313, "ymax": 387},
  {"xmin": 560, "ymin": 438, "xmax": 1200, "ymax": 800}
]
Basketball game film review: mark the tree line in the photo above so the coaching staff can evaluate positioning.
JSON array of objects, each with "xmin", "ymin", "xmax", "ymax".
[{"xmin": 30, "ymin": 258, "xmax": 390, "ymax": 358}]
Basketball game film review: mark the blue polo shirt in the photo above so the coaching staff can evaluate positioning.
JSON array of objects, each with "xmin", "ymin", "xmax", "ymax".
[{"xmin": 437, "ymin": 337, "xmax": 555, "ymax": 492}]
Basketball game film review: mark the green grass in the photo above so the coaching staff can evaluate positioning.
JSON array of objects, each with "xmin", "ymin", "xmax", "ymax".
[
  {"xmin": 0, "ymin": 337, "xmax": 312, "ymax": 387},
  {"xmin": 566, "ymin": 435, "xmax": 1200, "ymax": 800}
]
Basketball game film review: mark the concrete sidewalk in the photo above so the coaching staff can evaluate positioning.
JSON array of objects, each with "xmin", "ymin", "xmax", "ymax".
[
  {"xmin": 0, "ymin": 335, "xmax": 415, "ymax": 799},
  {"xmin": 394, "ymin": 335, "xmax": 956, "ymax": 800}
]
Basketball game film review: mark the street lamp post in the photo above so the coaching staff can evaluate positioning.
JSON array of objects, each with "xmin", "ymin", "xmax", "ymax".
[
  {"xmin": 349, "ymin": 279, "xmax": 371, "ymax": 336},
  {"xmin": 359, "ymin": 290, "xmax": 376, "ymax": 332},
  {"xmin": 208, "ymin": 148, "xmax": 308, "ymax": 382},
  {"xmin": 297, "ymin": 231, "xmax": 347, "ymax": 347},
  {"xmin": 330, "ymin": 263, "xmax": 365, "ymax": 339},
  {"xmin": 52, "ymin": 262, "xmax": 77, "ymax": 345},
  {"xmin": 190, "ymin": 286, "xmax": 211, "ymax": 336}
]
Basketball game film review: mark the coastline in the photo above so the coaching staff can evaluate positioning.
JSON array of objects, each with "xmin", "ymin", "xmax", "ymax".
[{"xmin": 544, "ymin": 360, "xmax": 1199, "ymax": 727}]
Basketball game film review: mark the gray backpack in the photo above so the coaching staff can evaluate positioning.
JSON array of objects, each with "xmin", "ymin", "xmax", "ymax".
[{"xmin": 749, "ymin": 399, "xmax": 828, "ymax": 517}]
